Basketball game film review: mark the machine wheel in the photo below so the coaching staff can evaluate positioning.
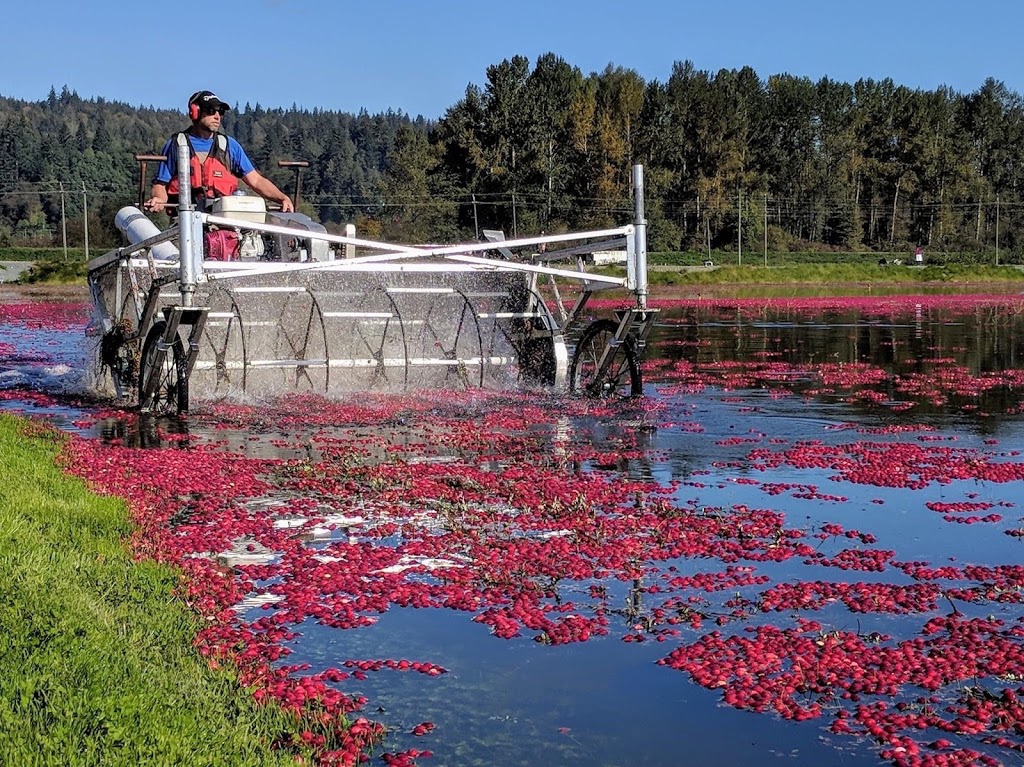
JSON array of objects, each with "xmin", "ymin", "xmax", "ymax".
[
  {"xmin": 353, "ymin": 286, "xmax": 409, "ymax": 389},
  {"xmin": 275, "ymin": 289, "xmax": 328, "ymax": 392},
  {"xmin": 139, "ymin": 320, "xmax": 188, "ymax": 415},
  {"xmin": 489, "ymin": 284, "xmax": 561, "ymax": 388},
  {"xmin": 517, "ymin": 334, "xmax": 558, "ymax": 387},
  {"xmin": 199, "ymin": 287, "xmax": 247, "ymax": 394},
  {"xmin": 569, "ymin": 319, "xmax": 642, "ymax": 398},
  {"xmin": 413, "ymin": 290, "xmax": 485, "ymax": 389}
]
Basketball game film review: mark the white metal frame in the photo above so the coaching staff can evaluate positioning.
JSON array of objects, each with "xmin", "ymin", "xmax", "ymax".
[{"xmin": 88, "ymin": 159, "xmax": 652, "ymax": 406}]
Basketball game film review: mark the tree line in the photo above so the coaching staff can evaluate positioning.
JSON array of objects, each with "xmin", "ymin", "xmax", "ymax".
[{"xmin": 1, "ymin": 57, "xmax": 1023, "ymax": 256}]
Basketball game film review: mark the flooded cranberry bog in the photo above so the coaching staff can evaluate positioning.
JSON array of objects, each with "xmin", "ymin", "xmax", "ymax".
[{"xmin": 4, "ymin": 286, "xmax": 1024, "ymax": 767}]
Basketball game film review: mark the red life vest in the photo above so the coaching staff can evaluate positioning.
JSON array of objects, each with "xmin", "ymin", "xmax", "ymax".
[{"xmin": 166, "ymin": 131, "xmax": 239, "ymax": 203}]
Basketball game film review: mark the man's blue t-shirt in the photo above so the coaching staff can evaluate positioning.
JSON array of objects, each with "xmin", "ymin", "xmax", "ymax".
[{"xmin": 153, "ymin": 134, "xmax": 255, "ymax": 184}]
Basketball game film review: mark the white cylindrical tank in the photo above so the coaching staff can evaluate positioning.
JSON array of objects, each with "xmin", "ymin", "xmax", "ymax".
[{"xmin": 114, "ymin": 206, "xmax": 180, "ymax": 260}]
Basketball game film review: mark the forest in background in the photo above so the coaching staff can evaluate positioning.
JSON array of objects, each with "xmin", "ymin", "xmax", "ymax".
[{"xmin": 2, "ymin": 54, "xmax": 1023, "ymax": 257}]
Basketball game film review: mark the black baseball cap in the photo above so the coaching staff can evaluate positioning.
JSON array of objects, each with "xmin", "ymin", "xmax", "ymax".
[{"xmin": 188, "ymin": 90, "xmax": 231, "ymax": 114}]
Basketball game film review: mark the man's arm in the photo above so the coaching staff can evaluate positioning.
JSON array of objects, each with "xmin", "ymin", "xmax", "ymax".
[
  {"xmin": 144, "ymin": 182, "xmax": 169, "ymax": 213},
  {"xmin": 144, "ymin": 139, "xmax": 176, "ymax": 213},
  {"xmin": 242, "ymin": 170, "xmax": 294, "ymax": 213}
]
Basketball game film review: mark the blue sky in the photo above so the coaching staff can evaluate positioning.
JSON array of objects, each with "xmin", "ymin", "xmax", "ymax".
[{"xmin": 3, "ymin": 0, "xmax": 1020, "ymax": 118}]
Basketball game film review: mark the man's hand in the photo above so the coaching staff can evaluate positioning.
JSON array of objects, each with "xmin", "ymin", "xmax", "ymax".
[
  {"xmin": 144, "ymin": 184, "xmax": 169, "ymax": 213},
  {"xmin": 279, "ymin": 196, "xmax": 295, "ymax": 213}
]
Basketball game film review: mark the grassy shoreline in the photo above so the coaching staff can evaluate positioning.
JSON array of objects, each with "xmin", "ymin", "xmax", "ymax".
[
  {"xmin": 642, "ymin": 263, "xmax": 1024, "ymax": 286},
  {"xmin": 0, "ymin": 414, "xmax": 300, "ymax": 767},
  {"xmin": 10, "ymin": 252, "xmax": 1024, "ymax": 289}
]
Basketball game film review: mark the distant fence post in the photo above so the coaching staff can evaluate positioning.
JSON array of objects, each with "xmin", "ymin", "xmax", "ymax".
[
  {"xmin": 737, "ymin": 188, "xmax": 742, "ymax": 266},
  {"xmin": 59, "ymin": 182, "xmax": 68, "ymax": 261},
  {"xmin": 81, "ymin": 180, "xmax": 90, "ymax": 261}
]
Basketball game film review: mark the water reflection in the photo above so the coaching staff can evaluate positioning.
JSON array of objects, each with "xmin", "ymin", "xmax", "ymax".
[
  {"xmin": 95, "ymin": 414, "xmax": 192, "ymax": 449},
  {"xmin": 647, "ymin": 299, "xmax": 1024, "ymax": 419}
]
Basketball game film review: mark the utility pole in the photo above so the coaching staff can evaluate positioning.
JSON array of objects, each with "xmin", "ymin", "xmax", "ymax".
[
  {"xmin": 81, "ymin": 181, "xmax": 90, "ymax": 260},
  {"xmin": 59, "ymin": 182, "xmax": 68, "ymax": 261},
  {"xmin": 996, "ymin": 194, "xmax": 1000, "ymax": 265},
  {"xmin": 763, "ymin": 193, "xmax": 768, "ymax": 267},
  {"xmin": 737, "ymin": 188, "xmax": 742, "ymax": 266},
  {"xmin": 512, "ymin": 191, "xmax": 518, "ymax": 238},
  {"xmin": 471, "ymin": 194, "xmax": 479, "ymax": 239}
]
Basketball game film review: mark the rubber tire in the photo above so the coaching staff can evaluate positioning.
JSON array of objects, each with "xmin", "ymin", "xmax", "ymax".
[
  {"xmin": 519, "ymin": 335, "xmax": 558, "ymax": 387},
  {"xmin": 139, "ymin": 320, "xmax": 188, "ymax": 415},
  {"xmin": 569, "ymin": 319, "xmax": 642, "ymax": 398}
]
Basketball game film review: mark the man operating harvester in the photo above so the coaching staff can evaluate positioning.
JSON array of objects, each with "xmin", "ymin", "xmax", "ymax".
[{"xmin": 144, "ymin": 90, "xmax": 293, "ymax": 214}]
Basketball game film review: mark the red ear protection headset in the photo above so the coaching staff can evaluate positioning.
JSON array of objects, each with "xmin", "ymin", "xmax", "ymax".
[{"xmin": 188, "ymin": 92, "xmax": 202, "ymax": 120}]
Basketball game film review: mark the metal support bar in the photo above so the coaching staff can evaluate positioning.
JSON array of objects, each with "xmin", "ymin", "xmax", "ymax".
[
  {"xmin": 175, "ymin": 135, "xmax": 203, "ymax": 308},
  {"xmin": 87, "ymin": 226, "xmax": 181, "ymax": 272},
  {"xmin": 532, "ymin": 237, "xmax": 628, "ymax": 263},
  {"xmin": 180, "ymin": 309, "xmax": 210, "ymax": 378},
  {"xmin": 278, "ymin": 160, "xmax": 309, "ymax": 209},
  {"xmin": 632, "ymin": 164, "xmax": 649, "ymax": 310},
  {"xmin": 135, "ymin": 153, "xmax": 166, "ymax": 208},
  {"xmin": 137, "ymin": 284, "xmax": 166, "ymax": 347},
  {"xmin": 125, "ymin": 258, "xmax": 145, "ymax": 322},
  {"xmin": 587, "ymin": 311, "xmax": 643, "ymax": 386},
  {"xmin": 539, "ymin": 274, "xmax": 565, "ymax": 324},
  {"xmin": 443, "ymin": 255, "xmax": 625, "ymax": 288},
  {"xmin": 561, "ymin": 290, "xmax": 593, "ymax": 334},
  {"xmin": 203, "ymin": 218, "xmax": 635, "ymax": 279}
]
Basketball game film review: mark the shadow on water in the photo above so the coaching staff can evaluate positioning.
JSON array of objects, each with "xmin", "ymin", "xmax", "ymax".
[{"xmin": 95, "ymin": 414, "xmax": 193, "ymax": 449}]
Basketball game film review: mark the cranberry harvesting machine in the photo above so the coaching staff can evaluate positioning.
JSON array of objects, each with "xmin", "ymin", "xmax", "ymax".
[{"xmin": 87, "ymin": 144, "xmax": 657, "ymax": 415}]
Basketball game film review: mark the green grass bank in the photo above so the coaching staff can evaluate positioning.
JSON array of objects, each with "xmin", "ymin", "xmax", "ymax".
[
  {"xmin": 643, "ymin": 262, "xmax": 1024, "ymax": 286},
  {"xmin": 0, "ymin": 414, "xmax": 300, "ymax": 767},
  {"xmin": 6, "ymin": 246, "xmax": 1024, "ymax": 287}
]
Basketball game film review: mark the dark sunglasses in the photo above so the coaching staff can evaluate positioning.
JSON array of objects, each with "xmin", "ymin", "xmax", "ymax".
[{"xmin": 202, "ymin": 106, "xmax": 227, "ymax": 116}]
